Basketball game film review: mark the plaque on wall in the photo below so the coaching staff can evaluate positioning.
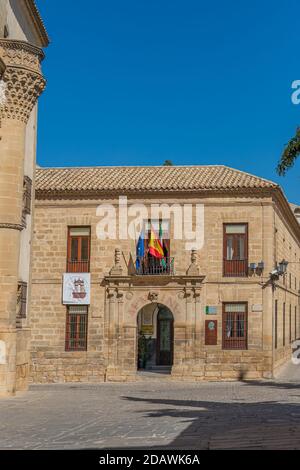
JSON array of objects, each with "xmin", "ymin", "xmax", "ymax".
[
  {"xmin": 205, "ymin": 320, "xmax": 218, "ymax": 345},
  {"xmin": 204, "ymin": 306, "xmax": 218, "ymax": 315},
  {"xmin": 63, "ymin": 273, "xmax": 91, "ymax": 305},
  {"xmin": 252, "ymin": 304, "xmax": 263, "ymax": 312},
  {"xmin": 141, "ymin": 325, "xmax": 154, "ymax": 335}
]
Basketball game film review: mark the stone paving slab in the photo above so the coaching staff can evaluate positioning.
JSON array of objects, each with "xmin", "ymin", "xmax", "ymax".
[{"xmin": 0, "ymin": 363, "xmax": 300, "ymax": 450}]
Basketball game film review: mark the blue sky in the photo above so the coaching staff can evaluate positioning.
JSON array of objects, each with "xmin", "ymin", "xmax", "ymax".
[{"xmin": 37, "ymin": 0, "xmax": 300, "ymax": 203}]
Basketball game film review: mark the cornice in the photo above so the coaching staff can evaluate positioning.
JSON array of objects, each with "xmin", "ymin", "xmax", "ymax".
[
  {"xmin": 35, "ymin": 187, "xmax": 275, "ymax": 201},
  {"xmin": 0, "ymin": 223, "xmax": 24, "ymax": 231},
  {"xmin": 24, "ymin": 0, "xmax": 50, "ymax": 47},
  {"xmin": 272, "ymin": 188, "xmax": 300, "ymax": 242}
]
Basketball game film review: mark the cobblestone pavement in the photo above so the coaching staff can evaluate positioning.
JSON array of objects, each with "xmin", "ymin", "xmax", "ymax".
[{"xmin": 0, "ymin": 362, "xmax": 300, "ymax": 450}]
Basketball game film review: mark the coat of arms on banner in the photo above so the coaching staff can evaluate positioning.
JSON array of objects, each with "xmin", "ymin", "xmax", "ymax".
[{"xmin": 63, "ymin": 273, "xmax": 91, "ymax": 305}]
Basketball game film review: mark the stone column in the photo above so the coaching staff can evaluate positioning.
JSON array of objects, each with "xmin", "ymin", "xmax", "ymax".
[{"xmin": 0, "ymin": 39, "xmax": 46, "ymax": 396}]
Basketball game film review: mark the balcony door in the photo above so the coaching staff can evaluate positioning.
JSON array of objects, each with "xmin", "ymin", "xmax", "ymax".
[
  {"xmin": 223, "ymin": 224, "xmax": 248, "ymax": 277},
  {"xmin": 157, "ymin": 307, "xmax": 174, "ymax": 366},
  {"xmin": 67, "ymin": 227, "xmax": 91, "ymax": 273}
]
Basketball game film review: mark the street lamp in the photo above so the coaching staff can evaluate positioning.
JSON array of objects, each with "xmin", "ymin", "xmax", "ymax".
[{"xmin": 278, "ymin": 260, "xmax": 288, "ymax": 275}]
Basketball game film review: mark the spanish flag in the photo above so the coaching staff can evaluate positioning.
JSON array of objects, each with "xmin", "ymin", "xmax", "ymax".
[{"xmin": 148, "ymin": 228, "xmax": 164, "ymax": 259}]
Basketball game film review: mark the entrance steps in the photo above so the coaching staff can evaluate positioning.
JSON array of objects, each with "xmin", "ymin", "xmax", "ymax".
[{"xmin": 136, "ymin": 366, "xmax": 172, "ymax": 380}]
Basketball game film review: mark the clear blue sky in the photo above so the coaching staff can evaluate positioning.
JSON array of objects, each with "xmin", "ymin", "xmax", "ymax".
[{"xmin": 37, "ymin": 0, "xmax": 300, "ymax": 203}]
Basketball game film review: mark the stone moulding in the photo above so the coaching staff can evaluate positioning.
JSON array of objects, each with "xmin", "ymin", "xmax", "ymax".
[
  {"xmin": 0, "ymin": 39, "xmax": 46, "ymax": 123},
  {"xmin": 0, "ymin": 223, "xmax": 24, "ymax": 231}
]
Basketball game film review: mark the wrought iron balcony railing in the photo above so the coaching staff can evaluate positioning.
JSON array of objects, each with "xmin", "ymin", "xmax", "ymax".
[
  {"xmin": 66, "ymin": 260, "xmax": 90, "ymax": 273},
  {"xmin": 223, "ymin": 259, "xmax": 248, "ymax": 277},
  {"xmin": 136, "ymin": 257, "xmax": 175, "ymax": 275}
]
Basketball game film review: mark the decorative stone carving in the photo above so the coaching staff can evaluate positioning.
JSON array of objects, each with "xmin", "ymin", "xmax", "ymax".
[
  {"xmin": 0, "ymin": 39, "xmax": 46, "ymax": 123},
  {"xmin": 186, "ymin": 249, "xmax": 200, "ymax": 275},
  {"xmin": 126, "ymin": 292, "xmax": 133, "ymax": 300},
  {"xmin": 148, "ymin": 291, "xmax": 158, "ymax": 302},
  {"xmin": 109, "ymin": 248, "xmax": 123, "ymax": 275}
]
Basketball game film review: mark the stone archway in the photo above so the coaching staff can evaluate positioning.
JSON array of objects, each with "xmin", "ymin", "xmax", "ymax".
[{"xmin": 137, "ymin": 303, "xmax": 174, "ymax": 371}]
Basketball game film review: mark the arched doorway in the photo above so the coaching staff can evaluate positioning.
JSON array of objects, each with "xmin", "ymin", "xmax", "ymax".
[{"xmin": 137, "ymin": 303, "xmax": 174, "ymax": 370}]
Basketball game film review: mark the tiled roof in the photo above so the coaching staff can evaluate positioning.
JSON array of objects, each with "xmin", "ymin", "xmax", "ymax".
[{"xmin": 35, "ymin": 165, "xmax": 278, "ymax": 195}]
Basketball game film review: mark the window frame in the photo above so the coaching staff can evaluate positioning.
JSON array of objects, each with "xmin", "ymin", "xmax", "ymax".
[
  {"xmin": 222, "ymin": 302, "xmax": 248, "ymax": 350},
  {"xmin": 67, "ymin": 226, "xmax": 91, "ymax": 273},
  {"xmin": 223, "ymin": 223, "xmax": 248, "ymax": 277},
  {"xmin": 65, "ymin": 305, "xmax": 88, "ymax": 351}
]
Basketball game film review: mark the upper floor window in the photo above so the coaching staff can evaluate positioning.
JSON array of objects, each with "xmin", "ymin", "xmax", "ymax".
[
  {"xmin": 136, "ymin": 220, "xmax": 173, "ymax": 275},
  {"xmin": 67, "ymin": 227, "xmax": 91, "ymax": 273},
  {"xmin": 223, "ymin": 224, "xmax": 248, "ymax": 277}
]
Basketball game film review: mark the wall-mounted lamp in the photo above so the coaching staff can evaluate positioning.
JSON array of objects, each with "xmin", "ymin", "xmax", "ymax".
[{"xmin": 270, "ymin": 259, "xmax": 289, "ymax": 280}]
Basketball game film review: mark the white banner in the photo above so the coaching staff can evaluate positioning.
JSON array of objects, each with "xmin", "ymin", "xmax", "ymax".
[{"xmin": 63, "ymin": 273, "xmax": 91, "ymax": 305}]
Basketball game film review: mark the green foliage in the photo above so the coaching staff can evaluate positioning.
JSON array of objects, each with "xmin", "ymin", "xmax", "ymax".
[
  {"xmin": 277, "ymin": 127, "xmax": 300, "ymax": 176},
  {"xmin": 163, "ymin": 160, "xmax": 174, "ymax": 166}
]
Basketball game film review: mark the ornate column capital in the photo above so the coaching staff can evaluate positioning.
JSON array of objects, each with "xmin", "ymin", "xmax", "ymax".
[{"xmin": 0, "ymin": 39, "xmax": 46, "ymax": 123}]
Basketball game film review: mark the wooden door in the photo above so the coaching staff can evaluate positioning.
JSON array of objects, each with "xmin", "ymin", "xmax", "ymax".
[{"xmin": 157, "ymin": 309, "xmax": 174, "ymax": 366}]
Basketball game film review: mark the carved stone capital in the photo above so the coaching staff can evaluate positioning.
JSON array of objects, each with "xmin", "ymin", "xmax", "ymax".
[{"xmin": 0, "ymin": 39, "xmax": 46, "ymax": 123}]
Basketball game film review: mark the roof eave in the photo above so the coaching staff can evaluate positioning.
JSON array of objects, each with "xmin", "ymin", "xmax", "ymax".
[{"xmin": 24, "ymin": 0, "xmax": 50, "ymax": 47}]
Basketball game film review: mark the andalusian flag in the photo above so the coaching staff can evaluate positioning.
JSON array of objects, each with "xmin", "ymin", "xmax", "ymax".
[{"xmin": 148, "ymin": 228, "xmax": 164, "ymax": 259}]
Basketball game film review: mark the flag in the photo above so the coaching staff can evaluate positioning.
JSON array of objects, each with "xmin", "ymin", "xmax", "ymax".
[
  {"xmin": 136, "ymin": 231, "xmax": 145, "ymax": 270},
  {"xmin": 148, "ymin": 227, "xmax": 164, "ymax": 259},
  {"xmin": 159, "ymin": 221, "xmax": 167, "ymax": 268}
]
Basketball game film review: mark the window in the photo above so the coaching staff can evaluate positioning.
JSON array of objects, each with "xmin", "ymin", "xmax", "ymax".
[
  {"xmin": 283, "ymin": 302, "xmax": 286, "ymax": 347},
  {"xmin": 223, "ymin": 224, "xmax": 248, "ymax": 277},
  {"xmin": 136, "ymin": 219, "xmax": 173, "ymax": 275},
  {"xmin": 275, "ymin": 300, "xmax": 278, "ymax": 349},
  {"xmin": 22, "ymin": 176, "xmax": 32, "ymax": 226},
  {"xmin": 67, "ymin": 227, "xmax": 91, "ymax": 272},
  {"xmin": 65, "ymin": 305, "xmax": 88, "ymax": 351},
  {"xmin": 222, "ymin": 303, "xmax": 248, "ymax": 350},
  {"xmin": 16, "ymin": 281, "xmax": 27, "ymax": 320},
  {"xmin": 4, "ymin": 25, "xmax": 9, "ymax": 38}
]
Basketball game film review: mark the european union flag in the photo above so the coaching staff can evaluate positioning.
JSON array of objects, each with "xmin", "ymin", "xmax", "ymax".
[{"xmin": 136, "ymin": 231, "xmax": 145, "ymax": 270}]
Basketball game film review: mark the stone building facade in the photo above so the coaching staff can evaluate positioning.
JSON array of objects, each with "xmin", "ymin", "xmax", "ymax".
[
  {"xmin": 30, "ymin": 165, "xmax": 300, "ymax": 383},
  {"xmin": 0, "ymin": 1, "xmax": 48, "ymax": 396}
]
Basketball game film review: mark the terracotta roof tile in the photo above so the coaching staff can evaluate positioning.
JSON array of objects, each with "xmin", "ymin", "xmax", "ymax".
[{"xmin": 35, "ymin": 165, "xmax": 278, "ymax": 195}]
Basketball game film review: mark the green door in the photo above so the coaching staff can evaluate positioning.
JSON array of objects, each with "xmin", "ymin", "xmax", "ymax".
[{"xmin": 157, "ymin": 308, "xmax": 174, "ymax": 366}]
